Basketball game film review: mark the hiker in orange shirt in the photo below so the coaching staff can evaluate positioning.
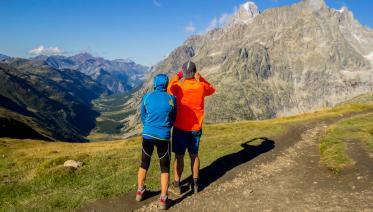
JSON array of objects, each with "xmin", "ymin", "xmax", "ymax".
[{"xmin": 167, "ymin": 60, "xmax": 215, "ymax": 194}]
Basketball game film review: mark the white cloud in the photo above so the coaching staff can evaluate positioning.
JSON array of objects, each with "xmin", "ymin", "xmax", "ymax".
[
  {"xmin": 219, "ymin": 13, "xmax": 233, "ymax": 26},
  {"xmin": 206, "ymin": 18, "xmax": 218, "ymax": 32},
  {"xmin": 204, "ymin": 12, "xmax": 233, "ymax": 33},
  {"xmin": 153, "ymin": 0, "xmax": 161, "ymax": 7},
  {"xmin": 28, "ymin": 45, "xmax": 65, "ymax": 56},
  {"xmin": 184, "ymin": 22, "xmax": 196, "ymax": 33}
]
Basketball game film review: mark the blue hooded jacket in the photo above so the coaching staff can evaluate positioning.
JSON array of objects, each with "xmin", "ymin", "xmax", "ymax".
[{"xmin": 141, "ymin": 74, "xmax": 177, "ymax": 140}]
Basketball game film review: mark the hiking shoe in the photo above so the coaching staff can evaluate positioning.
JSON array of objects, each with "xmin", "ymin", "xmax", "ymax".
[
  {"xmin": 168, "ymin": 182, "xmax": 182, "ymax": 196},
  {"xmin": 135, "ymin": 187, "xmax": 146, "ymax": 202},
  {"xmin": 159, "ymin": 195, "xmax": 170, "ymax": 210},
  {"xmin": 191, "ymin": 182, "xmax": 199, "ymax": 194}
]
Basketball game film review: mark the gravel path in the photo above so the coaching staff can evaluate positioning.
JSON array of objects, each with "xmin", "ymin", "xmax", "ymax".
[
  {"xmin": 80, "ymin": 113, "xmax": 373, "ymax": 212},
  {"xmin": 138, "ymin": 124, "xmax": 373, "ymax": 211}
]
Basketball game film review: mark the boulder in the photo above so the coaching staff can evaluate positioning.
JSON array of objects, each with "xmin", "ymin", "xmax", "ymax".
[{"xmin": 63, "ymin": 160, "xmax": 83, "ymax": 169}]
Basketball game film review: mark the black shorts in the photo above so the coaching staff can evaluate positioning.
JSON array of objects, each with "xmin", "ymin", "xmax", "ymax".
[
  {"xmin": 172, "ymin": 127, "xmax": 202, "ymax": 155},
  {"xmin": 140, "ymin": 137, "xmax": 170, "ymax": 173}
]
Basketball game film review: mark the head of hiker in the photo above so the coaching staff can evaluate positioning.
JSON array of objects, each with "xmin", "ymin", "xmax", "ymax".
[
  {"xmin": 182, "ymin": 60, "xmax": 197, "ymax": 79},
  {"xmin": 167, "ymin": 60, "xmax": 215, "ymax": 195},
  {"xmin": 153, "ymin": 73, "xmax": 169, "ymax": 91}
]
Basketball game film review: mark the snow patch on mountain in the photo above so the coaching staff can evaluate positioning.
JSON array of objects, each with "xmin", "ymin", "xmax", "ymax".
[
  {"xmin": 337, "ymin": 6, "xmax": 347, "ymax": 13},
  {"xmin": 230, "ymin": 1, "xmax": 260, "ymax": 25},
  {"xmin": 304, "ymin": 0, "xmax": 326, "ymax": 10},
  {"xmin": 365, "ymin": 52, "xmax": 373, "ymax": 63},
  {"xmin": 242, "ymin": 1, "xmax": 256, "ymax": 12}
]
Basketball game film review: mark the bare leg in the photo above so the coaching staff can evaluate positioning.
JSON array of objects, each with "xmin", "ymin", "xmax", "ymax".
[
  {"xmin": 190, "ymin": 154, "xmax": 200, "ymax": 179},
  {"xmin": 160, "ymin": 173, "xmax": 169, "ymax": 196},
  {"xmin": 174, "ymin": 154, "xmax": 184, "ymax": 182},
  {"xmin": 137, "ymin": 167, "xmax": 147, "ymax": 190}
]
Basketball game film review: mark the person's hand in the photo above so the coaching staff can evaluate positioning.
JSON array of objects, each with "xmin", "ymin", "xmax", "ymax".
[
  {"xmin": 177, "ymin": 71, "xmax": 183, "ymax": 79},
  {"xmin": 194, "ymin": 72, "xmax": 201, "ymax": 80}
]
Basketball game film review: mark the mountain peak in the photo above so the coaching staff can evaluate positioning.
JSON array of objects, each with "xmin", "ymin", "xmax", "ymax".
[
  {"xmin": 337, "ymin": 6, "xmax": 348, "ymax": 13},
  {"xmin": 302, "ymin": 0, "xmax": 326, "ymax": 10},
  {"xmin": 231, "ymin": 1, "xmax": 260, "ymax": 25},
  {"xmin": 241, "ymin": 1, "xmax": 256, "ymax": 12},
  {"xmin": 69, "ymin": 53, "xmax": 95, "ymax": 62},
  {"xmin": 0, "ymin": 53, "xmax": 10, "ymax": 61},
  {"xmin": 113, "ymin": 58, "xmax": 134, "ymax": 63},
  {"xmin": 74, "ymin": 52, "xmax": 94, "ymax": 58}
]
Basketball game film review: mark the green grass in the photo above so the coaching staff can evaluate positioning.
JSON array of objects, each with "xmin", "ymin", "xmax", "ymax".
[
  {"xmin": 337, "ymin": 93, "xmax": 373, "ymax": 105},
  {"xmin": 0, "ymin": 99, "xmax": 373, "ymax": 211},
  {"xmin": 320, "ymin": 113, "xmax": 373, "ymax": 173},
  {"xmin": 95, "ymin": 119, "xmax": 124, "ymax": 134},
  {"xmin": 0, "ymin": 121, "xmax": 287, "ymax": 212},
  {"xmin": 91, "ymin": 93, "xmax": 136, "ymax": 136}
]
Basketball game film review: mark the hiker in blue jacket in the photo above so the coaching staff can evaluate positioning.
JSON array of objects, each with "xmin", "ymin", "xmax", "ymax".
[{"xmin": 136, "ymin": 74, "xmax": 176, "ymax": 210}]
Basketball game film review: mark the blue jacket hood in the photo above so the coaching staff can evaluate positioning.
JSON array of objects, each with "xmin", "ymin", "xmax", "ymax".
[{"xmin": 153, "ymin": 74, "xmax": 169, "ymax": 91}]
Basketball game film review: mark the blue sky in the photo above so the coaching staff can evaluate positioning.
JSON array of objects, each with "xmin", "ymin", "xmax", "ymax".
[{"xmin": 0, "ymin": 0, "xmax": 372, "ymax": 66}]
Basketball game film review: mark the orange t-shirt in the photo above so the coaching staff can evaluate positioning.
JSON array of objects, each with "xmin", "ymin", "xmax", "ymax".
[{"xmin": 167, "ymin": 75, "xmax": 215, "ymax": 131}]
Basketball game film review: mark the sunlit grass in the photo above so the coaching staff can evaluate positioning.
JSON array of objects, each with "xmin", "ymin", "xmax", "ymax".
[
  {"xmin": 0, "ymin": 97, "xmax": 372, "ymax": 211},
  {"xmin": 0, "ymin": 122, "xmax": 285, "ymax": 211},
  {"xmin": 320, "ymin": 113, "xmax": 373, "ymax": 173}
]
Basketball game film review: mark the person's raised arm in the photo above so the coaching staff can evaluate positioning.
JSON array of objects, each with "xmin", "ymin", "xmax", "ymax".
[
  {"xmin": 167, "ymin": 71, "xmax": 182, "ymax": 96},
  {"xmin": 195, "ymin": 73, "xmax": 215, "ymax": 96}
]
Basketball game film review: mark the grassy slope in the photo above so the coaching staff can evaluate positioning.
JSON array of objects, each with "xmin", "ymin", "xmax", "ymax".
[
  {"xmin": 319, "ymin": 93, "xmax": 373, "ymax": 173},
  {"xmin": 320, "ymin": 113, "xmax": 373, "ymax": 173},
  {"xmin": 0, "ymin": 100, "xmax": 372, "ymax": 211}
]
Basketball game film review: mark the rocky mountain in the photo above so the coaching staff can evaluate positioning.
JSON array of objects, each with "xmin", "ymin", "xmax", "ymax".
[
  {"xmin": 0, "ymin": 54, "xmax": 10, "ymax": 61},
  {"xmin": 33, "ymin": 53, "xmax": 150, "ymax": 93},
  {"xmin": 230, "ymin": 1, "xmax": 260, "ymax": 26},
  {"xmin": 120, "ymin": 0, "xmax": 373, "ymax": 136},
  {"xmin": 0, "ymin": 58, "xmax": 108, "ymax": 141}
]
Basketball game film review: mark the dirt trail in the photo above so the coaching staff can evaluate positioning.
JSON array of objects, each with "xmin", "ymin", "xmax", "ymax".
[{"xmin": 80, "ymin": 113, "xmax": 373, "ymax": 212}]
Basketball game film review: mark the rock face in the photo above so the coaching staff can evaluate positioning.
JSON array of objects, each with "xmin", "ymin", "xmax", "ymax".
[
  {"xmin": 0, "ymin": 59, "xmax": 108, "ymax": 141},
  {"xmin": 33, "ymin": 53, "xmax": 150, "ymax": 94},
  {"xmin": 120, "ymin": 0, "xmax": 373, "ymax": 135}
]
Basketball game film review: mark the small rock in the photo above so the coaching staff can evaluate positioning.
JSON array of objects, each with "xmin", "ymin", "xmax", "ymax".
[
  {"xmin": 243, "ymin": 189, "xmax": 254, "ymax": 196},
  {"xmin": 352, "ymin": 186, "xmax": 356, "ymax": 190},
  {"xmin": 63, "ymin": 160, "xmax": 83, "ymax": 169},
  {"xmin": 313, "ymin": 181, "xmax": 318, "ymax": 184},
  {"xmin": 357, "ymin": 176, "xmax": 362, "ymax": 180}
]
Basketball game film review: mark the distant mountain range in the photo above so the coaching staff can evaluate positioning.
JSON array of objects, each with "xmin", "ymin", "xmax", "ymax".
[
  {"xmin": 32, "ymin": 53, "xmax": 150, "ymax": 93},
  {"xmin": 0, "ymin": 53, "xmax": 149, "ymax": 141},
  {"xmin": 2, "ymin": 0, "xmax": 373, "ymax": 141},
  {"xmin": 0, "ymin": 58, "xmax": 109, "ymax": 141},
  {"xmin": 120, "ymin": 0, "xmax": 373, "ymax": 136},
  {"xmin": 0, "ymin": 54, "xmax": 10, "ymax": 61}
]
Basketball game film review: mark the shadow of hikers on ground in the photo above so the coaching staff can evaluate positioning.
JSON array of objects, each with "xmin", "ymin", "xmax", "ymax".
[
  {"xmin": 79, "ymin": 138, "xmax": 275, "ymax": 212},
  {"xmin": 172, "ymin": 137, "xmax": 275, "ymax": 207}
]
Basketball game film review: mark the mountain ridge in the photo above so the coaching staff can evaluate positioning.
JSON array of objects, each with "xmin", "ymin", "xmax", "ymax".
[
  {"xmin": 0, "ymin": 53, "xmax": 10, "ymax": 61},
  {"xmin": 119, "ymin": 0, "xmax": 373, "ymax": 137},
  {"xmin": 32, "ymin": 53, "xmax": 150, "ymax": 94},
  {"xmin": 0, "ymin": 58, "xmax": 109, "ymax": 141}
]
